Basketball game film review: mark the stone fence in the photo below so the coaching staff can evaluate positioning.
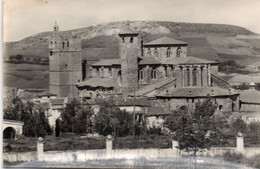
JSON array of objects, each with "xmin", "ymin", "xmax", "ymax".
[{"xmin": 3, "ymin": 134, "xmax": 260, "ymax": 163}]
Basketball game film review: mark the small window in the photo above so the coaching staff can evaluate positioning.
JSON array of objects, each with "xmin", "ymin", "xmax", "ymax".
[
  {"xmin": 154, "ymin": 48, "xmax": 158, "ymax": 57},
  {"xmin": 177, "ymin": 47, "xmax": 181, "ymax": 57},
  {"xmin": 147, "ymin": 48, "xmax": 151, "ymax": 57},
  {"xmin": 50, "ymin": 41, "xmax": 53, "ymax": 45},
  {"xmin": 122, "ymin": 37, "xmax": 125, "ymax": 43},
  {"xmin": 219, "ymin": 105, "xmax": 223, "ymax": 111},
  {"xmin": 130, "ymin": 37, "xmax": 133, "ymax": 43},
  {"xmin": 167, "ymin": 47, "xmax": 171, "ymax": 58},
  {"xmin": 139, "ymin": 70, "xmax": 143, "ymax": 80},
  {"xmin": 62, "ymin": 42, "xmax": 65, "ymax": 49},
  {"xmin": 50, "ymin": 51, "xmax": 53, "ymax": 56},
  {"xmin": 67, "ymin": 42, "xmax": 69, "ymax": 47},
  {"xmin": 151, "ymin": 69, "xmax": 157, "ymax": 79}
]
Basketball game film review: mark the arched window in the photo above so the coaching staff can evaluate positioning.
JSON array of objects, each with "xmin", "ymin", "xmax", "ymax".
[
  {"xmin": 187, "ymin": 68, "xmax": 190, "ymax": 86},
  {"xmin": 192, "ymin": 68, "xmax": 197, "ymax": 86},
  {"xmin": 108, "ymin": 68, "xmax": 112, "ymax": 77},
  {"xmin": 62, "ymin": 42, "xmax": 65, "ymax": 49},
  {"xmin": 122, "ymin": 37, "xmax": 125, "ymax": 43},
  {"xmin": 67, "ymin": 41, "xmax": 69, "ymax": 47},
  {"xmin": 151, "ymin": 69, "xmax": 157, "ymax": 79},
  {"xmin": 219, "ymin": 105, "xmax": 223, "ymax": 111},
  {"xmin": 167, "ymin": 47, "xmax": 171, "ymax": 58},
  {"xmin": 147, "ymin": 48, "xmax": 151, "ymax": 57},
  {"xmin": 154, "ymin": 48, "xmax": 158, "ymax": 57},
  {"xmin": 50, "ymin": 41, "xmax": 53, "ymax": 45},
  {"xmin": 177, "ymin": 47, "xmax": 181, "ymax": 57},
  {"xmin": 139, "ymin": 70, "xmax": 143, "ymax": 80},
  {"xmin": 130, "ymin": 37, "xmax": 133, "ymax": 43},
  {"xmin": 50, "ymin": 51, "xmax": 53, "ymax": 56}
]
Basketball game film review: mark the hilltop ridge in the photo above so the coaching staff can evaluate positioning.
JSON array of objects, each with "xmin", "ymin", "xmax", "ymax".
[{"xmin": 4, "ymin": 21, "xmax": 260, "ymax": 63}]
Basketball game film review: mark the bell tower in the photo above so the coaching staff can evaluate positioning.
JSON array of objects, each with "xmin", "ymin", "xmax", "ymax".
[
  {"xmin": 49, "ymin": 22, "xmax": 82, "ymax": 98},
  {"xmin": 118, "ymin": 21, "xmax": 140, "ymax": 97}
]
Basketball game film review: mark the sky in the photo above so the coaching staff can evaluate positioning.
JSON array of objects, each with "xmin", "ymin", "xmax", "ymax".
[{"xmin": 3, "ymin": 0, "xmax": 260, "ymax": 42}]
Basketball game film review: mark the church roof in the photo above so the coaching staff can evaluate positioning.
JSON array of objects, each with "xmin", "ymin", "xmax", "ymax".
[
  {"xmin": 76, "ymin": 77, "xmax": 115, "ymax": 88},
  {"xmin": 91, "ymin": 59, "xmax": 121, "ymax": 66},
  {"xmin": 163, "ymin": 56, "xmax": 218, "ymax": 65},
  {"xmin": 156, "ymin": 87, "xmax": 238, "ymax": 98},
  {"xmin": 138, "ymin": 57, "xmax": 161, "ymax": 65},
  {"xmin": 239, "ymin": 90, "xmax": 260, "ymax": 104},
  {"xmin": 129, "ymin": 77, "xmax": 176, "ymax": 97},
  {"xmin": 144, "ymin": 36, "xmax": 187, "ymax": 46},
  {"xmin": 118, "ymin": 27, "xmax": 139, "ymax": 36}
]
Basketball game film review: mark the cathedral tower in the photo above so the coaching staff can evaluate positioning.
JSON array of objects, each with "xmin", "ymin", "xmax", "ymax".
[
  {"xmin": 49, "ymin": 22, "xmax": 82, "ymax": 98},
  {"xmin": 118, "ymin": 21, "xmax": 140, "ymax": 97}
]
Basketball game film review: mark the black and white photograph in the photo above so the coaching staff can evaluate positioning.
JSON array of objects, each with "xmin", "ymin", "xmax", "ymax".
[{"xmin": 2, "ymin": 0, "xmax": 260, "ymax": 168}]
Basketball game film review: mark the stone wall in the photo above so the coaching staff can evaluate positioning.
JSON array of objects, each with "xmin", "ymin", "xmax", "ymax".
[{"xmin": 143, "ymin": 46, "xmax": 187, "ymax": 62}]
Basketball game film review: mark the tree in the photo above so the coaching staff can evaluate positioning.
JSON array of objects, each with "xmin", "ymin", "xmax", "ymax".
[
  {"xmin": 60, "ymin": 98, "xmax": 93, "ymax": 135},
  {"xmin": 164, "ymin": 97, "xmax": 230, "ymax": 168},
  {"xmin": 55, "ymin": 119, "xmax": 61, "ymax": 137},
  {"xmin": 3, "ymin": 97, "xmax": 52, "ymax": 138},
  {"xmin": 94, "ymin": 98, "xmax": 133, "ymax": 137}
]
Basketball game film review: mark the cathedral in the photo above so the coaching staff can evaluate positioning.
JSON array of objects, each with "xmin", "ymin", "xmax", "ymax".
[{"xmin": 49, "ymin": 22, "xmax": 240, "ymax": 112}]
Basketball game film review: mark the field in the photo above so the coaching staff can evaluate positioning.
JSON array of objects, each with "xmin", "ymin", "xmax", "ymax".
[{"xmin": 3, "ymin": 63, "xmax": 49, "ymax": 89}]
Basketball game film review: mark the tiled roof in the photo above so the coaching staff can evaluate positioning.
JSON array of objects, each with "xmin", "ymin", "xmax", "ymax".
[
  {"xmin": 138, "ymin": 57, "xmax": 161, "ymax": 65},
  {"xmin": 36, "ymin": 91, "xmax": 56, "ymax": 97},
  {"xmin": 240, "ymin": 90, "xmax": 260, "ymax": 104},
  {"xmin": 118, "ymin": 27, "xmax": 139, "ymax": 35},
  {"xmin": 50, "ymin": 98, "xmax": 65, "ymax": 106},
  {"xmin": 163, "ymin": 56, "xmax": 218, "ymax": 65},
  {"xmin": 156, "ymin": 87, "xmax": 238, "ymax": 98},
  {"xmin": 91, "ymin": 59, "xmax": 121, "ymax": 66},
  {"xmin": 35, "ymin": 102, "xmax": 50, "ymax": 109},
  {"xmin": 76, "ymin": 77, "xmax": 115, "ymax": 88},
  {"xmin": 144, "ymin": 36, "xmax": 187, "ymax": 46},
  {"xmin": 142, "ymin": 107, "xmax": 170, "ymax": 116},
  {"xmin": 114, "ymin": 98, "xmax": 151, "ymax": 107},
  {"xmin": 129, "ymin": 77, "xmax": 176, "ymax": 97}
]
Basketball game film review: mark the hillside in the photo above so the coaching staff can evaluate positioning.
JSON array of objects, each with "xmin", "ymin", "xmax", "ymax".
[{"xmin": 3, "ymin": 21, "xmax": 260, "ymax": 89}]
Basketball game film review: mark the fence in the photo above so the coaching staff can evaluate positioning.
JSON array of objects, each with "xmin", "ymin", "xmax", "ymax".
[{"xmin": 3, "ymin": 134, "xmax": 260, "ymax": 163}]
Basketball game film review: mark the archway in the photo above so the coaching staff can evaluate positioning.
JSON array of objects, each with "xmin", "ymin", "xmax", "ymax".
[{"xmin": 3, "ymin": 127, "xmax": 16, "ymax": 139}]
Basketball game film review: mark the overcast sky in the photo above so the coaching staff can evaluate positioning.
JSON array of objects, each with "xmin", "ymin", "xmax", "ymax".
[{"xmin": 4, "ymin": 0, "xmax": 260, "ymax": 42}]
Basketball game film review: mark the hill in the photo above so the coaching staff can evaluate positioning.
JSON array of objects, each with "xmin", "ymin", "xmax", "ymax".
[{"xmin": 3, "ymin": 21, "xmax": 260, "ymax": 89}]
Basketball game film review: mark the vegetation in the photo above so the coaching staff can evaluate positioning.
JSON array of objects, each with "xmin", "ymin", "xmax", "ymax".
[
  {"xmin": 3, "ymin": 97, "xmax": 52, "ymax": 138},
  {"xmin": 164, "ymin": 97, "xmax": 231, "ymax": 155},
  {"xmin": 218, "ymin": 60, "xmax": 250, "ymax": 74},
  {"xmin": 223, "ymin": 152, "xmax": 260, "ymax": 169}
]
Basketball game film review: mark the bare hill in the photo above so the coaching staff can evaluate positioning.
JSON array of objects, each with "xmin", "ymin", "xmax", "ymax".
[
  {"xmin": 3, "ymin": 21, "xmax": 260, "ymax": 89},
  {"xmin": 4, "ymin": 21, "xmax": 260, "ymax": 63}
]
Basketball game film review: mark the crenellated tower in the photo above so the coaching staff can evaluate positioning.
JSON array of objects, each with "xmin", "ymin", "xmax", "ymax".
[
  {"xmin": 49, "ymin": 22, "xmax": 82, "ymax": 98},
  {"xmin": 118, "ymin": 21, "xmax": 140, "ymax": 97}
]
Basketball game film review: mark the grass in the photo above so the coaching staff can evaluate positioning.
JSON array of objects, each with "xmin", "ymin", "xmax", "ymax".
[
  {"xmin": 223, "ymin": 152, "xmax": 260, "ymax": 169},
  {"xmin": 3, "ymin": 133, "xmax": 173, "ymax": 152}
]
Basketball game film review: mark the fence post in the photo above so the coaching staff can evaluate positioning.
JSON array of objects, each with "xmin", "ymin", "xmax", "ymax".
[
  {"xmin": 236, "ymin": 132, "xmax": 244, "ymax": 153},
  {"xmin": 106, "ymin": 135, "xmax": 113, "ymax": 157},
  {"xmin": 172, "ymin": 140, "xmax": 179, "ymax": 157},
  {"xmin": 37, "ymin": 137, "xmax": 44, "ymax": 160}
]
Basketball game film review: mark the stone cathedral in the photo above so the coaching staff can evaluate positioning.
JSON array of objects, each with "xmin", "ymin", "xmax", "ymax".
[{"xmin": 49, "ymin": 22, "xmax": 240, "ymax": 112}]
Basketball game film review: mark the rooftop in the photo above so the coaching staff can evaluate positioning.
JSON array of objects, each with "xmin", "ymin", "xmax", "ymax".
[
  {"xmin": 91, "ymin": 59, "xmax": 121, "ymax": 66},
  {"xmin": 76, "ymin": 77, "xmax": 115, "ymax": 88},
  {"xmin": 239, "ymin": 90, "xmax": 260, "ymax": 104},
  {"xmin": 156, "ymin": 87, "xmax": 238, "ymax": 98},
  {"xmin": 129, "ymin": 77, "xmax": 176, "ymax": 97},
  {"xmin": 163, "ymin": 56, "xmax": 218, "ymax": 65},
  {"xmin": 50, "ymin": 98, "xmax": 65, "ymax": 106},
  {"xmin": 138, "ymin": 57, "xmax": 161, "ymax": 65},
  {"xmin": 144, "ymin": 36, "xmax": 187, "ymax": 46}
]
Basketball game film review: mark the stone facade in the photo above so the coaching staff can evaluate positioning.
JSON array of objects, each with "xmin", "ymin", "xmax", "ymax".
[{"xmin": 49, "ymin": 23, "xmax": 82, "ymax": 98}]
